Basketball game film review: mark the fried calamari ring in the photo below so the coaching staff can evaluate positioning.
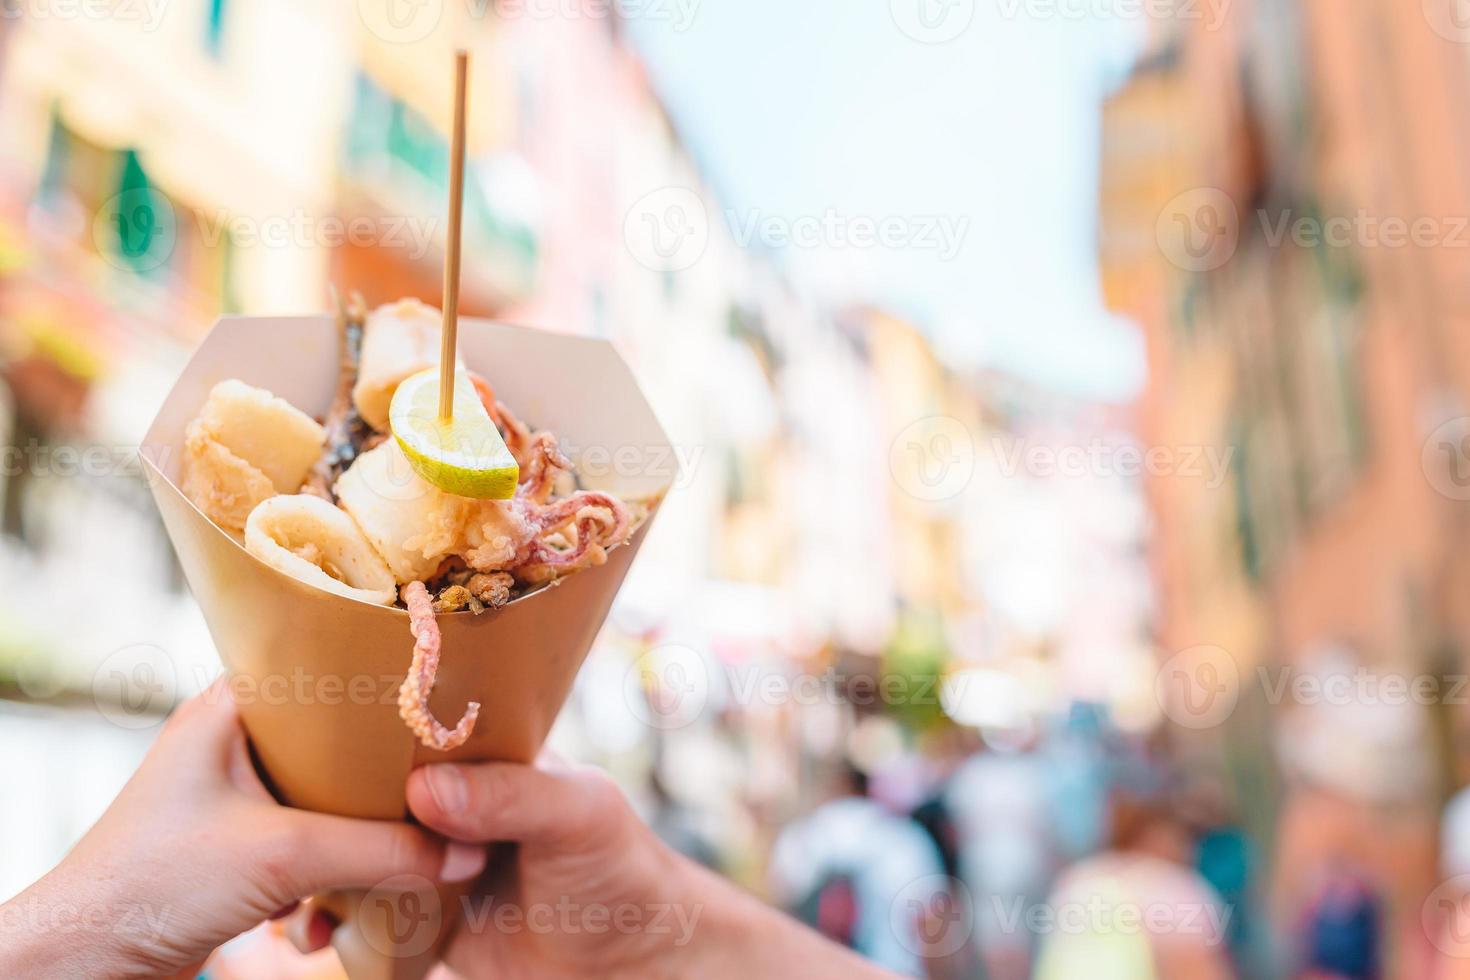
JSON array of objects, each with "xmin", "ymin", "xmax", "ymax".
[{"xmin": 244, "ymin": 494, "xmax": 397, "ymax": 605}]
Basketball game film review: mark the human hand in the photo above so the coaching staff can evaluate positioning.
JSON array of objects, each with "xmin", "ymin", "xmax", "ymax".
[
  {"xmin": 0, "ymin": 681, "xmax": 486, "ymax": 979},
  {"xmin": 397, "ymin": 757, "xmax": 897, "ymax": 980}
]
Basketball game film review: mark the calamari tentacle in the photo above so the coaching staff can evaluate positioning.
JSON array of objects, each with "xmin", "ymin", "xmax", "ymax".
[
  {"xmin": 493, "ymin": 399, "xmax": 534, "ymax": 466},
  {"xmin": 518, "ymin": 432, "xmax": 571, "ymax": 504},
  {"xmin": 511, "ymin": 491, "xmax": 633, "ymax": 584},
  {"xmin": 398, "ymin": 580, "xmax": 480, "ymax": 751},
  {"xmin": 523, "ymin": 491, "xmax": 630, "ymax": 542}
]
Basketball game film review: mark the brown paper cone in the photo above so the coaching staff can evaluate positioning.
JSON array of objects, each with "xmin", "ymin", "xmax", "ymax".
[{"xmin": 141, "ymin": 314, "xmax": 671, "ymax": 979}]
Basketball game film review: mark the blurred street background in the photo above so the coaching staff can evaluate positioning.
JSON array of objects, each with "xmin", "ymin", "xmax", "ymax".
[{"xmin": 4, "ymin": 1, "xmax": 1470, "ymax": 977}]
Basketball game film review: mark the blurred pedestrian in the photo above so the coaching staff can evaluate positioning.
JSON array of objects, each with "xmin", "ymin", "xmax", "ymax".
[
  {"xmin": 1034, "ymin": 772, "xmax": 1235, "ymax": 980},
  {"xmin": 945, "ymin": 738, "xmax": 1056, "ymax": 980},
  {"xmin": 768, "ymin": 764, "xmax": 952, "ymax": 976}
]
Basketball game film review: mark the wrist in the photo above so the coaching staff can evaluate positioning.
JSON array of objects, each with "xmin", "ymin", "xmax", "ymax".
[
  {"xmin": 0, "ymin": 868, "xmax": 170, "ymax": 979},
  {"xmin": 664, "ymin": 857, "xmax": 898, "ymax": 980}
]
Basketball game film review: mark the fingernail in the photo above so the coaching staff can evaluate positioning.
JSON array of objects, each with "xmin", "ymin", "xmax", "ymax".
[
  {"xmin": 440, "ymin": 841, "xmax": 486, "ymax": 883},
  {"xmin": 426, "ymin": 764, "xmax": 468, "ymax": 814}
]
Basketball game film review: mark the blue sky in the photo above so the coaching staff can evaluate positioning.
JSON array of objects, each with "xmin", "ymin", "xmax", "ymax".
[{"xmin": 627, "ymin": 0, "xmax": 1145, "ymax": 401}]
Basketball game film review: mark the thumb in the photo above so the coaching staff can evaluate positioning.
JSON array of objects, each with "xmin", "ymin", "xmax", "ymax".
[
  {"xmin": 264, "ymin": 809, "xmax": 487, "ymax": 898},
  {"xmin": 406, "ymin": 760, "xmax": 624, "ymax": 848}
]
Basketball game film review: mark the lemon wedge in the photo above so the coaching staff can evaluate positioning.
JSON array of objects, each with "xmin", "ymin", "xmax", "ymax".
[{"xmin": 389, "ymin": 368, "xmax": 519, "ymax": 499}]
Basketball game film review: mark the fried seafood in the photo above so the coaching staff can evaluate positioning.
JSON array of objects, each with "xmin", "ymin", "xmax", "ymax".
[
  {"xmin": 399, "ymin": 580, "xmax": 480, "ymax": 751},
  {"xmin": 183, "ymin": 380, "xmax": 326, "ymax": 530},
  {"xmin": 181, "ymin": 297, "xmax": 641, "ymax": 751},
  {"xmin": 467, "ymin": 571, "xmax": 513, "ymax": 606},
  {"xmin": 334, "ymin": 438, "xmax": 632, "ymax": 587},
  {"xmin": 244, "ymin": 494, "xmax": 397, "ymax": 605},
  {"xmin": 304, "ymin": 294, "xmax": 373, "ymax": 500},
  {"xmin": 352, "ymin": 298, "xmax": 462, "ymax": 432},
  {"xmin": 333, "ymin": 440, "xmax": 475, "ymax": 583},
  {"xmin": 425, "ymin": 571, "xmax": 514, "ymax": 615},
  {"xmin": 182, "ymin": 432, "xmax": 277, "ymax": 532}
]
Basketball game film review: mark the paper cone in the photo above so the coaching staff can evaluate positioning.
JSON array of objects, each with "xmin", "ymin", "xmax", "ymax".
[{"xmin": 141, "ymin": 314, "xmax": 671, "ymax": 979}]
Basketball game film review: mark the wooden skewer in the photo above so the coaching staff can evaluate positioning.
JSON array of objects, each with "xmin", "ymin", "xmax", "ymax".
[{"xmin": 439, "ymin": 49, "xmax": 470, "ymax": 421}]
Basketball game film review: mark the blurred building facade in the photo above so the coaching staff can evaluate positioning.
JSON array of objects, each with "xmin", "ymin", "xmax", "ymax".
[
  {"xmin": 1099, "ymin": 0, "xmax": 1470, "ymax": 970},
  {"xmin": 0, "ymin": 0, "xmax": 1017, "ymax": 899}
]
